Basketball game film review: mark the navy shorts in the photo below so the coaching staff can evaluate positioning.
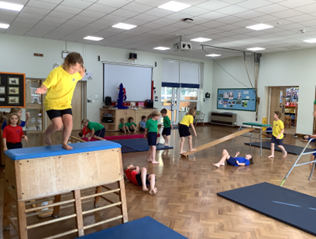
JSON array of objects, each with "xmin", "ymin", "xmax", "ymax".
[
  {"xmin": 179, "ymin": 124, "xmax": 190, "ymax": 137},
  {"xmin": 139, "ymin": 127, "xmax": 145, "ymax": 132},
  {"xmin": 226, "ymin": 156, "xmax": 237, "ymax": 166},
  {"xmin": 271, "ymin": 135, "xmax": 283, "ymax": 146},
  {"xmin": 135, "ymin": 173, "xmax": 150, "ymax": 186},
  {"xmin": 95, "ymin": 127, "xmax": 105, "ymax": 138},
  {"xmin": 129, "ymin": 127, "xmax": 135, "ymax": 132},
  {"xmin": 147, "ymin": 132, "xmax": 157, "ymax": 146},
  {"xmin": 7, "ymin": 142, "xmax": 22, "ymax": 150},
  {"xmin": 162, "ymin": 127, "xmax": 171, "ymax": 136},
  {"xmin": 46, "ymin": 108, "xmax": 72, "ymax": 120}
]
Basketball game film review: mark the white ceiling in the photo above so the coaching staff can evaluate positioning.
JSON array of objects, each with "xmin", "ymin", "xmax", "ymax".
[{"xmin": 1, "ymin": 0, "xmax": 316, "ymax": 59}]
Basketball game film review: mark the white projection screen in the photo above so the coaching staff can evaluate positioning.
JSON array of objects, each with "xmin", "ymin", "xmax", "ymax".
[{"xmin": 103, "ymin": 63, "xmax": 152, "ymax": 102}]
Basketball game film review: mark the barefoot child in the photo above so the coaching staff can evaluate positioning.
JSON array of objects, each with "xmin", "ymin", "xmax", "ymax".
[
  {"xmin": 126, "ymin": 117, "xmax": 137, "ymax": 132},
  {"xmin": 160, "ymin": 108, "xmax": 173, "ymax": 146},
  {"xmin": 36, "ymin": 52, "xmax": 85, "ymax": 150},
  {"xmin": 144, "ymin": 110, "xmax": 160, "ymax": 164},
  {"xmin": 213, "ymin": 149, "xmax": 253, "ymax": 168},
  {"xmin": 139, "ymin": 116, "xmax": 146, "ymax": 132},
  {"xmin": 125, "ymin": 164, "xmax": 157, "ymax": 194},
  {"xmin": 268, "ymin": 111, "xmax": 287, "ymax": 158},
  {"xmin": 2, "ymin": 113, "xmax": 28, "ymax": 151},
  {"xmin": 79, "ymin": 126, "xmax": 90, "ymax": 138},
  {"xmin": 1, "ymin": 107, "xmax": 30, "ymax": 131},
  {"xmin": 81, "ymin": 119, "xmax": 106, "ymax": 141},
  {"xmin": 119, "ymin": 118, "xmax": 130, "ymax": 133},
  {"xmin": 179, "ymin": 107, "xmax": 197, "ymax": 154}
]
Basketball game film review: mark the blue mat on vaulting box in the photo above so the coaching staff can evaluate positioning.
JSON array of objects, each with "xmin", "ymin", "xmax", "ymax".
[
  {"xmin": 218, "ymin": 182, "xmax": 316, "ymax": 236},
  {"xmin": 115, "ymin": 138, "xmax": 173, "ymax": 153},
  {"xmin": 77, "ymin": 216, "xmax": 187, "ymax": 239}
]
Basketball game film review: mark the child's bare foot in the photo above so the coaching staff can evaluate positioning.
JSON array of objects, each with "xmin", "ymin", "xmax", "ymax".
[
  {"xmin": 180, "ymin": 151, "xmax": 185, "ymax": 155},
  {"xmin": 268, "ymin": 155, "xmax": 274, "ymax": 159},
  {"xmin": 283, "ymin": 151, "xmax": 287, "ymax": 158},
  {"xmin": 212, "ymin": 163, "xmax": 220, "ymax": 168},
  {"xmin": 43, "ymin": 132, "xmax": 52, "ymax": 145},
  {"xmin": 142, "ymin": 187, "xmax": 149, "ymax": 192},
  {"xmin": 221, "ymin": 163, "xmax": 225, "ymax": 166},
  {"xmin": 62, "ymin": 143, "xmax": 73, "ymax": 150},
  {"xmin": 152, "ymin": 160, "xmax": 159, "ymax": 164},
  {"xmin": 149, "ymin": 187, "xmax": 157, "ymax": 194},
  {"xmin": 190, "ymin": 148, "xmax": 196, "ymax": 152}
]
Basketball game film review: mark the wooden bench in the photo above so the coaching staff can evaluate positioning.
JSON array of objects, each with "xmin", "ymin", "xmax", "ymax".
[{"xmin": 2, "ymin": 141, "xmax": 128, "ymax": 238}]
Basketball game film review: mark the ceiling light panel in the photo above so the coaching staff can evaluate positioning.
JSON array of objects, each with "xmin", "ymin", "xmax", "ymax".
[
  {"xmin": 206, "ymin": 54, "xmax": 221, "ymax": 57},
  {"xmin": 112, "ymin": 23, "xmax": 137, "ymax": 30},
  {"xmin": 0, "ymin": 1, "xmax": 23, "ymax": 11},
  {"xmin": 84, "ymin": 36, "xmax": 104, "ymax": 41},
  {"xmin": 246, "ymin": 23, "xmax": 273, "ymax": 31},
  {"xmin": 247, "ymin": 47, "xmax": 266, "ymax": 51},
  {"xmin": 154, "ymin": 46, "xmax": 170, "ymax": 50},
  {"xmin": 190, "ymin": 37, "xmax": 212, "ymax": 42},
  {"xmin": 158, "ymin": 1, "xmax": 191, "ymax": 12},
  {"xmin": 303, "ymin": 39, "xmax": 316, "ymax": 43}
]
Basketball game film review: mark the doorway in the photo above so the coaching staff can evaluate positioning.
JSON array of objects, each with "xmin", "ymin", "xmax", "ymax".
[
  {"xmin": 268, "ymin": 86, "xmax": 299, "ymax": 135},
  {"xmin": 161, "ymin": 86, "xmax": 179, "ymax": 125}
]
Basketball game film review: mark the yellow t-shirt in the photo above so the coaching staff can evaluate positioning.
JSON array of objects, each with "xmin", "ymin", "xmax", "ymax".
[
  {"xmin": 273, "ymin": 119, "xmax": 284, "ymax": 139},
  {"xmin": 180, "ymin": 115, "xmax": 194, "ymax": 127},
  {"xmin": 43, "ymin": 66, "xmax": 82, "ymax": 111}
]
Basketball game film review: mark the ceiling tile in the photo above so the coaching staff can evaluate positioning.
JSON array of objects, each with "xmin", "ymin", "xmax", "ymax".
[
  {"xmin": 5, "ymin": 26, "xmax": 29, "ymax": 35},
  {"xmin": 122, "ymin": 2, "xmax": 153, "ymax": 13},
  {"xmin": 270, "ymin": 9, "xmax": 303, "ymax": 18},
  {"xmin": 86, "ymin": 4, "xmax": 116, "ymax": 14},
  {"xmin": 220, "ymin": 0, "xmax": 248, "ymax": 4},
  {"xmin": 98, "ymin": 0, "xmax": 134, "ymax": 8},
  {"xmin": 61, "ymin": 0, "xmax": 92, "ymax": 9},
  {"xmin": 21, "ymin": 6, "xmax": 51, "ymax": 15},
  {"xmin": 18, "ymin": 12, "xmax": 45, "ymax": 21},
  {"xmin": 47, "ymin": 11, "xmax": 75, "ymax": 20},
  {"xmin": 251, "ymin": 14, "xmax": 278, "ymax": 22},
  {"xmin": 278, "ymin": 0, "xmax": 315, "ymax": 8},
  {"xmin": 145, "ymin": 8, "xmax": 173, "ymax": 17},
  {"xmin": 197, "ymin": 1, "xmax": 230, "ymax": 11},
  {"xmin": 256, "ymin": 4, "xmax": 288, "ymax": 14},
  {"xmin": 112, "ymin": 9, "xmax": 139, "ymax": 18},
  {"xmin": 54, "ymin": 5, "xmax": 83, "ymax": 14},
  {"xmin": 26, "ymin": 0, "xmax": 57, "ymax": 10},
  {"xmin": 199, "ymin": 12, "xmax": 228, "ymax": 20},
  {"xmin": 132, "ymin": 14, "xmax": 160, "ymax": 22},
  {"xmin": 42, "ymin": 16, "xmax": 69, "ymax": 24},
  {"xmin": 178, "ymin": 6, "xmax": 210, "ymax": 16},
  {"xmin": 234, "ymin": 10, "xmax": 264, "ymax": 19},
  {"xmin": 295, "ymin": 3, "xmax": 316, "ymax": 13},
  {"xmin": 287, "ymin": 14, "xmax": 315, "ymax": 23},
  {"xmin": 79, "ymin": 10, "xmax": 107, "ymax": 19},
  {"xmin": 217, "ymin": 5, "xmax": 249, "ymax": 15},
  {"xmin": 237, "ymin": 0, "xmax": 272, "ymax": 9},
  {"xmin": 217, "ymin": 16, "xmax": 244, "ymax": 24},
  {"xmin": 165, "ymin": 12, "xmax": 192, "ymax": 20},
  {"xmin": 24, "ymin": 29, "xmax": 51, "ymax": 38}
]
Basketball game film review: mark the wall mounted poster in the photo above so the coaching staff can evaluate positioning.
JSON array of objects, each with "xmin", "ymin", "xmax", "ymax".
[{"xmin": 217, "ymin": 88, "xmax": 256, "ymax": 111}]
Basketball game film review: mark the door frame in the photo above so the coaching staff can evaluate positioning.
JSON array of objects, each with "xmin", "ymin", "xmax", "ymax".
[{"xmin": 161, "ymin": 86, "xmax": 180, "ymax": 125}]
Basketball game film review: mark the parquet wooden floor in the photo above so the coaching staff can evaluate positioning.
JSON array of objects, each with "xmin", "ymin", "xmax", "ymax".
[{"xmin": 1, "ymin": 125, "xmax": 315, "ymax": 239}]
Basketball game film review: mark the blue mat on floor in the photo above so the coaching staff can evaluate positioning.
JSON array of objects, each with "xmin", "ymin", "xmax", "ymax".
[
  {"xmin": 77, "ymin": 216, "xmax": 187, "ymax": 239},
  {"xmin": 115, "ymin": 138, "xmax": 173, "ymax": 153},
  {"xmin": 218, "ymin": 182, "xmax": 316, "ymax": 236}
]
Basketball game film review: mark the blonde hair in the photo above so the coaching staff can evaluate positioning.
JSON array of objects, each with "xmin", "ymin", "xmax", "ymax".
[
  {"xmin": 120, "ymin": 118, "xmax": 125, "ymax": 122},
  {"xmin": 8, "ymin": 113, "xmax": 21, "ymax": 126},
  {"xmin": 149, "ymin": 110, "xmax": 161, "ymax": 119},
  {"xmin": 186, "ymin": 107, "xmax": 196, "ymax": 116},
  {"xmin": 10, "ymin": 107, "xmax": 21, "ymax": 114},
  {"xmin": 81, "ymin": 119, "xmax": 89, "ymax": 124}
]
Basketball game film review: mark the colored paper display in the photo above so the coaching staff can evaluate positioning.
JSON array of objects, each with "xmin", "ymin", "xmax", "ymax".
[{"xmin": 217, "ymin": 88, "xmax": 256, "ymax": 111}]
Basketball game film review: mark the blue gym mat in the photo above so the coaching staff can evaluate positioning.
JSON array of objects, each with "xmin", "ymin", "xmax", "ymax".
[
  {"xmin": 218, "ymin": 182, "xmax": 316, "ymax": 236},
  {"xmin": 115, "ymin": 138, "xmax": 173, "ymax": 153},
  {"xmin": 77, "ymin": 216, "xmax": 187, "ymax": 239}
]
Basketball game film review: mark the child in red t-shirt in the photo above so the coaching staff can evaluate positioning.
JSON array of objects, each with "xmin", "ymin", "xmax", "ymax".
[
  {"xmin": 125, "ymin": 164, "xmax": 157, "ymax": 194},
  {"xmin": 2, "ymin": 113, "xmax": 28, "ymax": 151},
  {"xmin": 79, "ymin": 126, "xmax": 91, "ymax": 138}
]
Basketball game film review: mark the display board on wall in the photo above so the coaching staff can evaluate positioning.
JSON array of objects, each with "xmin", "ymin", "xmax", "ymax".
[
  {"xmin": 0, "ymin": 72, "xmax": 25, "ymax": 108},
  {"xmin": 217, "ymin": 88, "xmax": 256, "ymax": 111}
]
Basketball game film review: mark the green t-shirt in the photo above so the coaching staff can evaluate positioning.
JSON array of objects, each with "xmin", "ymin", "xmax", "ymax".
[
  {"xmin": 125, "ymin": 122, "xmax": 137, "ymax": 127},
  {"xmin": 119, "ymin": 123, "xmax": 124, "ymax": 129},
  {"xmin": 314, "ymin": 99, "xmax": 316, "ymax": 104},
  {"xmin": 146, "ymin": 118, "xmax": 158, "ymax": 132},
  {"xmin": 163, "ymin": 116, "xmax": 171, "ymax": 128},
  {"xmin": 88, "ymin": 121, "xmax": 104, "ymax": 131}
]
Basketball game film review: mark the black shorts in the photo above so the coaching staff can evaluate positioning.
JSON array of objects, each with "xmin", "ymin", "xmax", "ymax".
[
  {"xmin": 120, "ymin": 128, "xmax": 124, "ymax": 132},
  {"xmin": 95, "ymin": 127, "xmax": 105, "ymax": 138},
  {"xmin": 179, "ymin": 124, "xmax": 190, "ymax": 137},
  {"xmin": 162, "ymin": 127, "xmax": 171, "ymax": 136},
  {"xmin": 271, "ymin": 135, "xmax": 283, "ymax": 146},
  {"xmin": 139, "ymin": 127, "xmax": 145, "ymax": 132},
  {"xmin": 135, "ymin": 173, "xmax": 150, "ymax": 186},
  {"xmin": 129, "ymin": 127, "xmax": 135, "ymax": 132},
  {"xmin": 7, "ymin": 142, "xmax": 22, "ymax": 150},
  {"xmin": 147, "ymin": 132, "xmax": 157, "ymax": 146},
  {"xmin": 226, "ymin": 156, "xmax": 237, "ymax": 166},
  {"xmin": 46, "ymin": 108, "xmax": 72, "ymax": 120}
]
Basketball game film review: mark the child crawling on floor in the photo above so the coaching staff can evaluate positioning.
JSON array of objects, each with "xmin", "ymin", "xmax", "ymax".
[
  {"xmin": 212, "ymin": 149, "xmax": 253, "ymax": 168},
  {"xmin": 125, "ymin": 164, "xmax": 157, "ymax": 194}
]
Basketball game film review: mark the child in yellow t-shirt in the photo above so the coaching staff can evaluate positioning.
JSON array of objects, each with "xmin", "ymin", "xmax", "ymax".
[
  {"xmin": 179, "ymin": 107, "xmax": 197, "ymax": 154},
  {"xmin": 36, "ymin": 52, "xmax": 85, "ymax": 150},
  {"xmin": 268, "ymin": 111, "xmax": 287, "ymax": 159}
]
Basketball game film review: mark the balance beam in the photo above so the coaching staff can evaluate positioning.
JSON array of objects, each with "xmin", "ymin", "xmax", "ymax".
[{"xmin": 181, "ymin": 128, "xmax": 255, "ymax": 158}]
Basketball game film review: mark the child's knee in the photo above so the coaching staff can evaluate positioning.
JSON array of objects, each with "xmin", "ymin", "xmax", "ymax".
[
  {"xmin": 53, "ymin": 122, "xmax": 62, "ymax": 131},
  {"xmin": 141, "ymin": 167, "xmax": 147, "ymax": 172}
]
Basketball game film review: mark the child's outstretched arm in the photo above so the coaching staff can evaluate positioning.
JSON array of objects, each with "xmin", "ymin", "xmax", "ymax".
[
  {"xmin": 25, "ymin": 112, "xmax": 30, "ymax": 126},
  {"xmin": 35, "ymin": 84, "xmax": 47, "ymax": 94},
  {"xmin": 22, "ymin": 135, "xmax": 28, "ymax": 143},
  {"xmin": 234, "ymin": 151, "xmax": 240, "ymax": 157},
  {"xmin": 79, "ymin": 66, "xmax": 85, "ymax": 79},
  {"xmin": 190, "ymin": 123, "xmax": 197, "ymax": 137},
  {"xmin": 88, "ymin": 129, "xmax": 95, "ymax": 140}
]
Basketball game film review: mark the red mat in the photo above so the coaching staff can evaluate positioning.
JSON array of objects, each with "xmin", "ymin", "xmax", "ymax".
[{"xmin": 83, "ymin": 133, "xmax": 160, "ymax": 141}]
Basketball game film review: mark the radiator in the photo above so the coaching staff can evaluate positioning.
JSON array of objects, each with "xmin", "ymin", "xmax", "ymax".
[{"xmin": 210, "ymin": 112, "xmax": 237, "ymax": 126}]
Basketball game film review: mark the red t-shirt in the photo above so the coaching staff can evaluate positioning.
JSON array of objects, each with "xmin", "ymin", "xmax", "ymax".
[
  {"xmin": 2, "ymin": 125, "xmax": 24, "ymax": 143},
  {"xmin": 82, "ymin": 126, "xmax": 91, "ymax": 136},
  {"xmin": 125, "ymin": 168, "xmax": 139, "ymax": 186}
]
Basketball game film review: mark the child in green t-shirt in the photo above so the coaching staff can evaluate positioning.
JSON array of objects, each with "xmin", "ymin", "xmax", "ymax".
[
  {"xmin": 144, "ymin": 110, "xmax": 161, "ymax": 164},
  {"xmin": 126, "ymin": 117, "xmax": 137, "ymax": 132},
  {"xmin": 119, "ymin": 118, "xmax": 130, "ymax": 133},
  {"xmin": 160, "ymin": 108, "xmax": 173, "ymax": 146},
  {"xmin": 81, "ymin": 119, "xmax": 106, "ymax": 141}
]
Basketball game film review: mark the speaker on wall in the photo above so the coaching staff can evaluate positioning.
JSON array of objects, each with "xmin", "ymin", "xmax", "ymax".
[
  {"xmin": 105, "ymin": 96, "xmax": 112, "ymax": 106},
  {"xmin": 129, "ymin": 53, "xmax": 137, "ymax": 60}
]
